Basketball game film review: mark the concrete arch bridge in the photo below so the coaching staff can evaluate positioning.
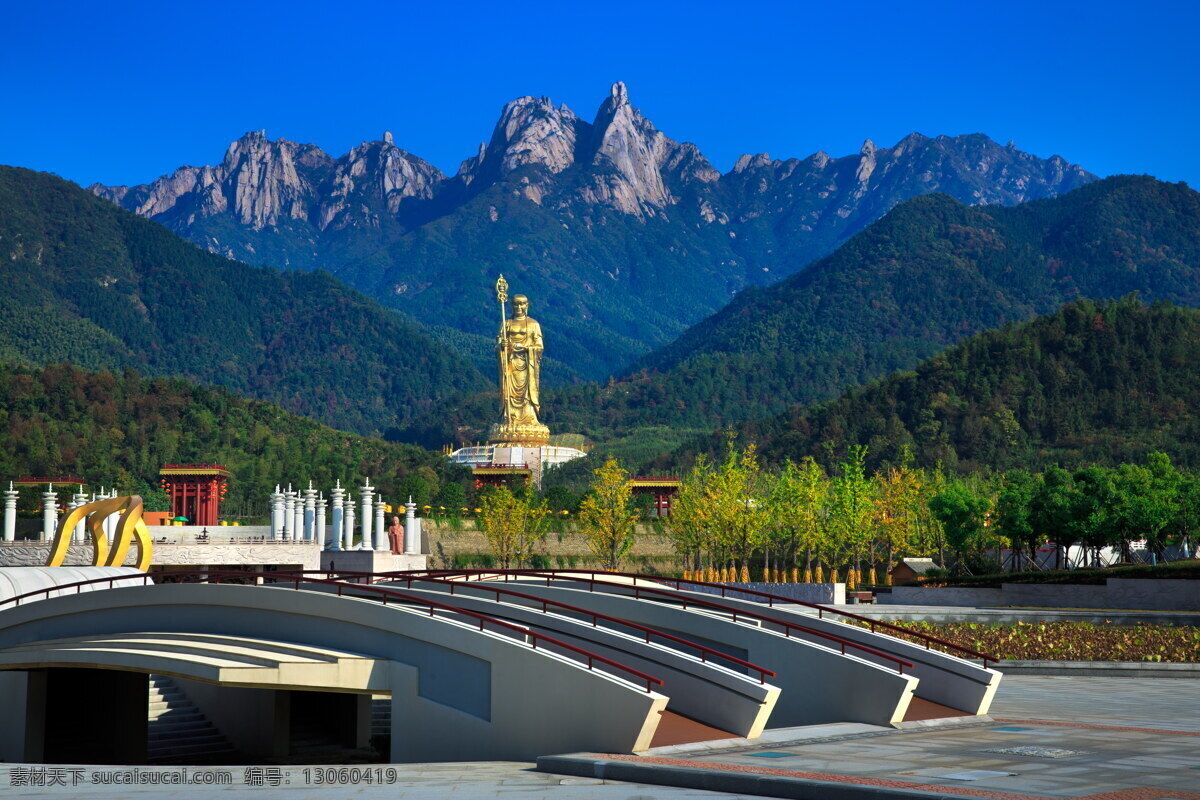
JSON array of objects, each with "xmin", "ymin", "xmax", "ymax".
[{"xmin": 0, "ymin": 569, "xmax": 1000, "ymax": 765}]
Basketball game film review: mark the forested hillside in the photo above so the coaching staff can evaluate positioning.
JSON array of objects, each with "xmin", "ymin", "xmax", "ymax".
[
  {"xmin": 0, "ymin": 166, "xmax": 488, "ymax": 436},
  {"xmin": 675, "ymin": 299, "xmax": 1200, "ymax": 472},
  {"xmin": 0, "ymin": 362, "xmax": 467, "ymax": 516},
  {"xmin": 541, "ymin": 176, "xmax": 1200, "ymax": 437}
]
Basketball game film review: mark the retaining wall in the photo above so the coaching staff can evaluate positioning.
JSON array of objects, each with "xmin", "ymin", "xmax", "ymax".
[
  {"xmin": 881, "ymin": 578, "xmax": 1200, "ymax": 611},
  {"xmin": 424, "ymin": 521, "xmax": 677, "ymax": 569}
]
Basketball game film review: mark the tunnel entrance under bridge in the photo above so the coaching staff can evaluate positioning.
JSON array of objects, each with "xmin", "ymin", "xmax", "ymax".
[{"xmin": 0, "ymin": 666, "xmax": 376, "ymax": 765}]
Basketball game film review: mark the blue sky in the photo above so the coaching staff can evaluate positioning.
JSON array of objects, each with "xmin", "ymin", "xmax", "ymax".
[{"xmin": 2, "ymin": 0, "xmax": 1196, "ymax": 188}]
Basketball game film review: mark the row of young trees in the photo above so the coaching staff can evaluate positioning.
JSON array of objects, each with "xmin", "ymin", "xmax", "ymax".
[
  {"xmin": 667, "ymin": 443, "xmax": 1200, "ymax": 585},
  {"xmin": 467, "ymin": 442, "xmax": 1200, "ymax": 583},
  {"xmin": 476, "ymin": 458, "xmax": 641, "ymax": 571},
  {"xmin": 943, "ymin": 453, "xmax": 1200, "ymax": 569}
]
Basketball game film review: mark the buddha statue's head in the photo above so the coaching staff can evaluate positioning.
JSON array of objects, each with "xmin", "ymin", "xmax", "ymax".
[{"xmin": 513, "ymin": 295, "xmax": 530, "ymax": 319}]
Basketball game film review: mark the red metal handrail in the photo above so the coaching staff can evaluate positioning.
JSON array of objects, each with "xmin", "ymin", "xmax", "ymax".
[
  {"xmin": 449, "ymin": 569, "xmax": 997, "ymax": 668},
  {"xmin": 276, "ymin": 569, "xmax": 776, "ymax": 684},
  {"xmin": 0, "ymin": 570, "xmax": 664, "ymax": 692},
  {"xmin": 398, "ymin": 569, "xmax": 915, "ymax": 675}
]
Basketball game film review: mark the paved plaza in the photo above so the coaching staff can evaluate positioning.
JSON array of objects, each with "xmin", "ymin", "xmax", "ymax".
[
  {"xmin": 4, "ymin": 675, "xmax": 1200, "ymax": 799},
  {"xmin": 548, "ymin": 675, "xmax": 1200, "ymax": 799}
]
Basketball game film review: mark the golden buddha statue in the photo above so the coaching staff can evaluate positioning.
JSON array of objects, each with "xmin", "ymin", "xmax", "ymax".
[{"xmin": 489, "ymin": 279, "xmax": 550, "ymax": 446}]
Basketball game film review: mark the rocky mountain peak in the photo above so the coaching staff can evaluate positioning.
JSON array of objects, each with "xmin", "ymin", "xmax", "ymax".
[
  {"xmin": 458, "ymin": 95, "xmax": 583, "ymax": 187},
  {"xmin": 317, "ymin": 137, "xmax": 443, "ymax": 229},
  {"xmin": 218, "ymin": 131, "xmax": 333, "ymax": 229},
  {"xmin": 732, "ymin": 153, "xmax": 773, "ymax": 174},
  {"xmin": 854, "ymin": 139, "xmax": 878, "ymax": 188},
  {"xmin": 582, "ymin": 81, "xmax": 718, "ymax": 214}
]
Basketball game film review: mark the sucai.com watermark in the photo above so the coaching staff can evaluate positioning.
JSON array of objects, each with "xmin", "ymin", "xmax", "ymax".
[
  {"xmin": 7, "ymin": 765, "xmax": 404, "ymax": 788},
  {"xmin": 10, "ymin": 767, "xmax": 233, "ymax": 787}
]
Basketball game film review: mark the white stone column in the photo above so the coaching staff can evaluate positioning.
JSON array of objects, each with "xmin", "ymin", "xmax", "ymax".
[
  {"xmin": 374, "ymin": 497, "xmax": 387, "ymax": 552},
  {"xmin": 303, "ymin": 482, "xmax": 317, "ymax": 542},
  {"xmin": 3, "ymin": 483, "xmax": 17, "ymax": 542},
  {"xmin": 70, "ymin": 492, "xmax": 88, "ymax": 543},
  {"xmin": 291, "ymin": 489, "xmax": 304, "ymax": 543},
  {"xmin": 359, "ymin": 479, "xmax": 375, "ymax": 552},
  {"xmin": 329, "ymin": 480, "xmax": 344, "ymax": 551},
  {"xmin": 404, "ymin": 496, "xmax": 420, "ymax": 555},
  {"xmin": 41, "ymin": 486, "xmax": 58, "ymax": 542},
  {"xmin": 270, "ymin": 486, "xmax": 284, "ymax": 540},
  {"xmin": 316, "ymin": 493, "xmax": 327, "ymax": 549},
  {"xmin": 283, "ymin": 488, "xmax": 296, "ymax": 541},
  {"xmin": 343, "ymin": 498, "xmax": 356, "ymax": 551}
]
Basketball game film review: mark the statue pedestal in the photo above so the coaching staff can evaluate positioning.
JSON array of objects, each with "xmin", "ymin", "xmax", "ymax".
[{"xmin": 488, "ymin": 422, "xmax": 549, "ymax": 446}]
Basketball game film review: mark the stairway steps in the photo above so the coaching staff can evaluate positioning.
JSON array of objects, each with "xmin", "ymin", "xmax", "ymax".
[
  {"xmin": 146, "ymin": 675, "xmax": 239, "ymax": 765},
  {"xmin": 148, "ymin": 731, "xmax": 228, "ymax": 746},
  {"xmin": 147, "ymin": 717, "xmax": 209, "ymax": 733},
  {"xmin": 148, "ymin": 742, "xmax": 237, "ymax": 758},
  {"xmin": 149, "ymin": 713, "xmax": 205, "ymax": 726},
  {"xmin": 149, "ymin": 700, "xmax": 192, "ymax": 714}
]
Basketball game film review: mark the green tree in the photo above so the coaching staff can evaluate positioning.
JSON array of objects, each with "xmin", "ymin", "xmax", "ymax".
[
  {"xmin": 827, "ymin": 446, "xmax": 876, "ymax": 581},
  {"xmin": 668, "ymin": 455, "xmax": 719, "ymax": 572},
  {"xmin": 578, "ymin": 457, "xmax": 639, "ymax": 571},
  {"xmin": 874, "ymin": 457, "xmax": 924, "ymax": 582},
  {"xmin": 1170, "ymin": 471, "xmax": 1200, "ymax": 560},
  {"xmin": 1029, "ymin": 466, "xmax": 1075, "ymax": 568},
  {"xmin": 1113, "ymin": 453, "xmax": 1180, "ymax": 561},
  {"xmin": 477, "ymin": 487, "xmax": 549, "ymax": 569},
  {"xmin": 1069, "ymin": 466, "xmax": 1120, "ymax": 566},
  {"xmin": 928, "ymin": 481, "xmax": 991, "ymax": 568},
  {"xmin": 714, "ymin": 443, "xmax": 771, "ymax": 575},
  {"xmin": 994, "ymin": 469, "xmax": 1039, "ymax": 569},
  {"xmin": 434, "ymin": 482, "xmax": 467, "ymax": 516},
  {"xmin": 768, "ymin": 458, "xmax": 828, "ymax": 576}
]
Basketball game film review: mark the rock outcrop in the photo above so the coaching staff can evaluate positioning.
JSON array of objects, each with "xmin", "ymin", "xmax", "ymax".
[
  {"xmin": 317, "ymin": 137, "xmax": 443, "ymax": 230},
  {"xmin": 581, "ymin": 81, "xmax": 719, "ymax": 215},
  {"xmin": 93, "ymin": 132, "xmax": 333, "ymax": 230}
]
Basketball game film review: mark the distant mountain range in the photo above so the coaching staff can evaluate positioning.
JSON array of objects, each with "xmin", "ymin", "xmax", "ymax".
[
  {"xmin": 0, "ymin": 166, "xmax": 487, "ymax": 436},
  {"xmin": 91, "ymin": 82, "xmax": 1094, "ymax": 381},
  {"xmin": 398, "ymin": 175, "xmax": 1200, "ymax": 450}
]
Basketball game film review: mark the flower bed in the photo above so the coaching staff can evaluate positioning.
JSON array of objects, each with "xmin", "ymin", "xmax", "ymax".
[{"xmin": 869, "ymin": 619, "xmax": 1200, "ymax": 663}]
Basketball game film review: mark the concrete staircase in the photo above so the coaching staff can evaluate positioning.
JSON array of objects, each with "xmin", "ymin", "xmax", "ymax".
[
  {"xmin": 146, "ymin": 675, "xmax": 239, "ymax": 764},
  {"xmin": 371, "ymin": 697, "xmax": 390, "ymax": 738}
]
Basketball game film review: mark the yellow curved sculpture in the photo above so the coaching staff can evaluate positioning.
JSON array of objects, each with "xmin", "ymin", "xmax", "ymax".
[{"xmin": 46, "ymin": 495, "xmax": 153, "ymax": 572}]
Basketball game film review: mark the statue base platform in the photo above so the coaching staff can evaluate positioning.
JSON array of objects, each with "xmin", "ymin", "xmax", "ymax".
[{"xmin": 488, "ymin": 422, "xmax": 550, "ymax": 446}]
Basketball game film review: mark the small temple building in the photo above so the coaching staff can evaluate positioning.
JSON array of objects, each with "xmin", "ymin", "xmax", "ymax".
[{"xmin": 158, "ymin": 463, "xmax": 231, "ymax": 526}]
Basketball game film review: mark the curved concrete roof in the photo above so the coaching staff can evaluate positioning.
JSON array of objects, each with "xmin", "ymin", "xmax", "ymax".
[
  {"xmin": 0, "ymin": 631, "xmax": 387, "ymax": 691},
  {"xmin": 0, "ymin": 566, "xmax": 147, "ymax": 602}
]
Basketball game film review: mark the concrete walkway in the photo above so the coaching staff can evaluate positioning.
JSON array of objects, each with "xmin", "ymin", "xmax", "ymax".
[
  {"xmin": 542, "ymin": 675, "xmax": 1200, "ymax": 799},
  {"xmin": 1, "ymin": 761, "xmax": 749, "ymax": 799},
  {"xmin": 4, "ymin": 676, "xmax": 1199, "ymax": 799}
]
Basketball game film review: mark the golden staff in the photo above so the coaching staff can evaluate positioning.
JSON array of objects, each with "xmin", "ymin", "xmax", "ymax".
[{"xmin": 495, "ymin": 274, "xmax": 509, "ymax": 345}]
